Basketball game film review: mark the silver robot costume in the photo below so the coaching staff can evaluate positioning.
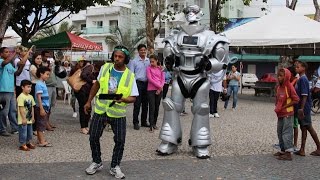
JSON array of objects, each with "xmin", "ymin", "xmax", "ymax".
[{"xmin": 157, "ymin": 5, "xmax": 231, "ymax": 159}]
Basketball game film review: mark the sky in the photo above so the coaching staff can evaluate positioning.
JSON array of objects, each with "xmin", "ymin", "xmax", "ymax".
[{"xmin": 271, "ymin": 0, "xmax": 314, "ymax": 5}]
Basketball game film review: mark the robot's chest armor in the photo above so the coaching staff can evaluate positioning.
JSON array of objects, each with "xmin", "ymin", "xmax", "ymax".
[{"xmin": 176, "ymin": 31, "xmax": 207, "ymax": 51}]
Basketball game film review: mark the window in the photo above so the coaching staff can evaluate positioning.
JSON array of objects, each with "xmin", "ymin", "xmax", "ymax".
[
  {"xmin": 159, "ymin": 28, "xmax": 165, "ymax": 38},
  {"xmin": 109, "ymin": 20, "xmax": 118, "ymax": 33},
  {"xmin": 237, "ymin": 9, "xmax": 243, "ymax": 17},
  {"xmin": 194, "ymin": 0, "xmax": 204, "ymax": 8},
  {"xmin": 80, "ymin": 24, "xmax": 86, "ymax": 30},
  {"xmin": 93, "ymin": 21, "xmax": 103, "ymax": 28}
]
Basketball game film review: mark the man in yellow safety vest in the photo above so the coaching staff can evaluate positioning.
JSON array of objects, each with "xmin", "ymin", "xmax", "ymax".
[{"xmin": 83, "ymin": 46, "xmax": 139, "ymax": 179}]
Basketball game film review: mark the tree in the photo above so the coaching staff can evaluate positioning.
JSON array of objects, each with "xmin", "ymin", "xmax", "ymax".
[
  {"xmin": 105, "ymin": 27, "xmax": 144, "ymax": 56},
  {"xmin": 208, "ymin": 0, "xmax": 253, "ymax": 33},
  {"xmin": 9, "ymin": 0, "xmax": 115, "ymax": 45},
  {"xmin": 31, "ymin": 21, "xmax": 81, "ymax": 42},
  {"xmin": 286, "ymin": 0, "xmax": 298, "ymax": 10},
  {"xmin": 134, "ymin": 0, "xmax": 166, "ymax": 49},
  {"xmin": 314, "ymin": 0, "xmax": 320, "ymax": 22},
  {"xmin": 0, "ymin": 0, "xmax": 20, "ymax": 46}
]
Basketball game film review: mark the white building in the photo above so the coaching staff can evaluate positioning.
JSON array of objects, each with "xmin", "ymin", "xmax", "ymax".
[{"xmin": 55, "ymin": 1, "xmax": 132, "ymax": 56}]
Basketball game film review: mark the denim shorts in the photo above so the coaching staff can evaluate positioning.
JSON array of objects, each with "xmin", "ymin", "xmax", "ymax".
[{"xmin": 299, "ymin": 114, "xmax": 312, "ymax": 127}]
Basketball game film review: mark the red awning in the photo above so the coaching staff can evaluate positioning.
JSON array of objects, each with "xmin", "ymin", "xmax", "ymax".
[{"xmin": 67, "ymin": 32, "xmax": 103, "ymax": 51}]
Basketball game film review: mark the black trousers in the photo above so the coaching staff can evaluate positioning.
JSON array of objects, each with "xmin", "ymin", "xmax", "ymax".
[
  {"xmin": 147, "ymin": 90, "xmax": 162, "ymax": 127},
  {"xmin": 133, "ymin": 80, "xmax": 148, "ymax": 125},
  {"xmin": 162, "ymin": 83, "xmax": 170, "ymax": 99},
  {"xmin": 209, "ymin": 89, "xmax": 220, "ymax": 114},
  {"xmin": 89, "ymin": 113, "xmax": 126, "ymax": 168},
  {"xmin": 75, "ymin": 90, "xmax": 91, "ymax": 128}
]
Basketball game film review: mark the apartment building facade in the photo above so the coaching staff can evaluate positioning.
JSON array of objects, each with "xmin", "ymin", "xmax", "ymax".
[{"xmin": 56, "ymin": 1, "xmax": 131, "ymax": 56}]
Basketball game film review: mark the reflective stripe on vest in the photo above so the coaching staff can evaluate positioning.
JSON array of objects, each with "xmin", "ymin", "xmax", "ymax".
[
  {"xmin": 94, "ymin": 63, "xmax": 112, "ymax": 114},
  {"xmin": 94, "ymin": 63, "xmax": 134, "ymax": 118}
]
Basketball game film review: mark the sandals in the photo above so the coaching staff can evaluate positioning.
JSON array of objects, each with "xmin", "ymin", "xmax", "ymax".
[
  {"xmin": 294, "ymin": 151, "xmax": 306, "ymax": 156},
  {"xmin": 310, "ymin": 150, "xmax": 320, "ymax": 156},
  {"xmin": 19, "ymin": 145, "xmax": 30, "ymax": 151},
  {"xmin": 38, "ymin": 143, "xmax": 52, "ymax": 147},
  {"xmin": 27, "ymin": 143, "xmax": 36, "ymax": 149},
  {"xmin": 277, "ymin": 154, "xmax": 292, "ymax": 161},
  {"xmin": 273, "ymin": 151, "xmax": 284, "ymax": 156}
]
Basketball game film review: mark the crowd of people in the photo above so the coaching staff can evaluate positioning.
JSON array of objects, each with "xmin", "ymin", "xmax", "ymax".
[
  {"xmin": 2, "ymin": 43, "xmax": 320, "ymax": 179},
  {"xmin": 274, "ymin": 60, "xmax": 320, "ymax": 161}
]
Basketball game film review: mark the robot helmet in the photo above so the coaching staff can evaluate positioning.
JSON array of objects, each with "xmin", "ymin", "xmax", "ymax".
[{"xmin": 183, "ymin": 5, "xmax": 204, "ymax": 23}]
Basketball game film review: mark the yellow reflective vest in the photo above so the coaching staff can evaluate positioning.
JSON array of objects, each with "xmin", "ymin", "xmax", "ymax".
[{"xmin": 94, "ymin": 63, "xmax": 135, "ymax": 118}]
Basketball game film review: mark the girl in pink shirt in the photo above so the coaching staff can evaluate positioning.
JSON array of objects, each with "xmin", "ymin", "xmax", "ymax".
[{"xmin": 146, "ymin": 55, "xmax": 165, "ymax": 132}]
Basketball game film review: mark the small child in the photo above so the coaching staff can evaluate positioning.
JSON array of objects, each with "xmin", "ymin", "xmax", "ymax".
[
  {"xmin": 35, "ymin": 66, "xmax": 52, "ymax": 147},
  {"xmin": 162, "ymin": 61, "xmax": 172, "ymax": 99},
  {"xmin": 294, "ymin": 61, "xmax": 320, "ymax": 156},
  {"xmin": 274, "ymin": 68, "xmax": 299, "ymax": 160},
  {"xmin": 146, "ymin": 55, "xmax": 165, "ymax": 132},
  {"xmin": 17, "ymin": 80, "xmax": 36, "ymax": 151}
]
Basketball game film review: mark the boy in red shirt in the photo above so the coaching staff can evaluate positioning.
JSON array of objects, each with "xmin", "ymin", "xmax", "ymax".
[{"xmin": 274, "ymin": 68, "xmax": 299, "ymax": 160}]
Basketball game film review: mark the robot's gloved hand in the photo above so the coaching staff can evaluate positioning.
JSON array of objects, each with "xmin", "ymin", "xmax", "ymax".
[
  {"xmin": 196, "ymin": 55, "xmax": 212, "ymax": 72},
  {"xmin": 165, "ymin": 55, "xmax": 175, "ymax": 67}
]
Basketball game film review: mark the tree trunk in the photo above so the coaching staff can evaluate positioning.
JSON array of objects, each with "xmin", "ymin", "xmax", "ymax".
[
  {"xmin": 146, "ymin": 0, "xmax": 154, "ymax": 49},
  {"xmin": 286, "ymin": 0, "xmax": 298, "ymax": 10},
  {"xmin": 0, "ymin": 0, "xmax": 20, "ymax": 46},
  {"xmin": 314, "ymin": 0, "xmax": 320, "ymax": 22},
  {"xmin": 209, "ymin": 0, "xmax": 219, "ymax": 32}
]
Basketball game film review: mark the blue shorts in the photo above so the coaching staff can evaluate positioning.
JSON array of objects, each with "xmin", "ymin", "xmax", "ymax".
[{"xmin": 299, "ymin": 114, "xmax": 312, "ymax": 127}]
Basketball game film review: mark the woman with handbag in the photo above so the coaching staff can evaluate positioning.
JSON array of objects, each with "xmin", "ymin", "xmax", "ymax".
[{"xmin": 69, "ymin": 57, "xmax": 97, "ymax": 134}]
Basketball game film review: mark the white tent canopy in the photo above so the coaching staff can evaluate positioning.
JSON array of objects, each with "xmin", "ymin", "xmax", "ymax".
[{"xmin": 224, "ymin": 7, "xmax": 320, "ymax": 47}]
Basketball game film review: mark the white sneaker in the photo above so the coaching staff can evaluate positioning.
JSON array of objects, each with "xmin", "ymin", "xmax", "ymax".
[
  {"xmin": 232, "ymin": 108, "xmax": 236, "ymax": 111},
  {"xmin": 213, "ymin": 113, "xmax": 220, "ymax": 118},
  {"xmin": 85, "ymin": 162, "xmax": 103, "ymax": 175},
  {"xmin": 72, "ymin": 112, "xmax": 77, "ymax": 118},
  {"xmin": 209, "ymin": 114, "xmax": 215, "ymax": 118},
  {"xmin": 110, "ymin": 165, "xmax": 125, "ymax": 179}
]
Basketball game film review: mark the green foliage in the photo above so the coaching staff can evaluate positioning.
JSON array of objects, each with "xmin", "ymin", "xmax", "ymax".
[
  {"xmin": 105, "ymin": 27, "xmax": 144, "ymax": 56},
  {"xmin": 31, "ymin": 21, "xmax": 81, "ymax": 42},
  {"xmin": 8, "ymin": 0, "xmax": 114, "ymax": 44}
]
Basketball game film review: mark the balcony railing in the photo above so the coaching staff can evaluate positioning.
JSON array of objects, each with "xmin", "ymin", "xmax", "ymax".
[{"xmin": 82, "ymin": 26, "xmax": 117, "ymax": 35}]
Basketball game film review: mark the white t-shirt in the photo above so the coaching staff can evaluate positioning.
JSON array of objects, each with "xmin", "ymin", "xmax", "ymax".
[
  {"xmin": 14, "ymin": 58, "xmax": 31, "ymax": 86},
  {"xmin": 209, "ymin": 70, "xmax": 224, "ymax": 92},
  {"xmin": 29, "ymin": 64, "xmax": 38, "ymax": 84},
  {"xmin": 97, "ymin": 64, "xmax": 139, "ymax": 96}
]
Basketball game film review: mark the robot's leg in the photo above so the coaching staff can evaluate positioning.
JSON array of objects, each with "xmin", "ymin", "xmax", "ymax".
[
  {"xmin": 189, "ymin": 80, "xmax": 211, "ymax": 159},
  {"xmin": 157, "ymin": 81, "xmax": 184, "ymax": 155}
]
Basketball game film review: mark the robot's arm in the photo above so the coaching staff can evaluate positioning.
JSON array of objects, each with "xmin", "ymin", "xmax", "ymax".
[
  {"xmin": 163, "ymin": 42, "xmax": 179, "ymax": 68},
  {"xmin": 206, "ymin": 41, "xmax": 230, "ymax": 74}
]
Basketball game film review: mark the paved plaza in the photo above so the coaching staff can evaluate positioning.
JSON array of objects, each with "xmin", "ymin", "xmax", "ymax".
[{"xmin": 1, "ymin": 89, "xmax": 320, "ymax": 179}]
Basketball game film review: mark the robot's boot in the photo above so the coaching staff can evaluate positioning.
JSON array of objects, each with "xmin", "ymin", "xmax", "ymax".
[
  {"xmin": 192, "ymin": 146, "xmax": 210, "ymax": 159},
  {"xmin": 157, "ymin": 98, "xmax": 183, "ymax": 155},
  {"xmin": 156, "ymin": 141, "xmax": 178, "ymax": 155},
  {"xmin": 189, "ymin": 103, "xmax": 211, "ymax": 159}
]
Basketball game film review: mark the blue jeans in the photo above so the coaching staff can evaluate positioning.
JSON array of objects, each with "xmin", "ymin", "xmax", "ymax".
[
  {"xmin": 0, "ymin": 92, "xmax": 18, "ymax": 133},
  {"xmin": 18, "ymin": 124, "xmax": 33, "ymax": 146},
  {"xmin": 277, "ymin": 116, "xmax": 294, "ymax": 152},
  {"xmin": 224, "ymin": 85, "xmax": 239, "ymax": 109}
]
